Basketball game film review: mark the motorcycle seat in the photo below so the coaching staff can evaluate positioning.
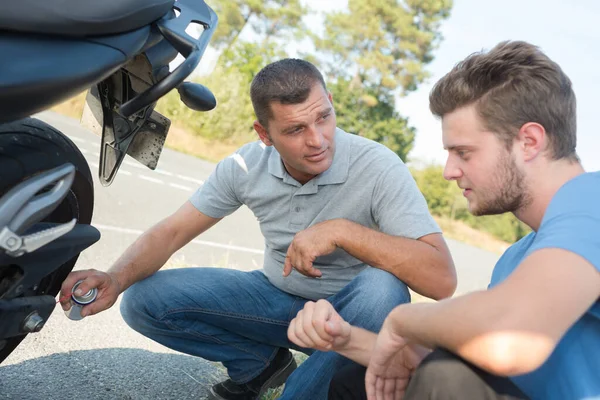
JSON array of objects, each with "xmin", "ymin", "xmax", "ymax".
[{"xmin": 0, "ymin": 0, "xmax": 174, "ymax": 37}]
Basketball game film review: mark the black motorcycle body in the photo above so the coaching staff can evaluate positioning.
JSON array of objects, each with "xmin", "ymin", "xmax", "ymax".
[{"xmin": 0, "ymin": 0, "xmax": 218, "ymax": 363}]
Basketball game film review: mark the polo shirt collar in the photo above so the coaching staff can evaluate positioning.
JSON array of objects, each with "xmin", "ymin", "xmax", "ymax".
[{"xmin": 268, "ymin": 143, "xmax": 287, "ymax": 179}]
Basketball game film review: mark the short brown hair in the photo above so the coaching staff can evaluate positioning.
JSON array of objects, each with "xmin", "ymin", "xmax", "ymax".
[
  {"xmin": 250, "ymin": 59, "xmax": 327, "ymax": 129},
  {"xmin": 429, "ymin": 41, "xmax": 578, "ymax": 161}
]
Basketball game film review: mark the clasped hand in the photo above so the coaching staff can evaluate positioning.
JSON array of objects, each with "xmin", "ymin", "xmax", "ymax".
[{"xmin": 283, "ymin": 220, "xmax": 340, "ymax": 278}]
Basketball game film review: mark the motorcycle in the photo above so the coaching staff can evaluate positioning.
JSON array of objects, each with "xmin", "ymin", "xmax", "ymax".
[{"xmin": 0, "ymin": 0, "xmax": 218, "ymax": 364}]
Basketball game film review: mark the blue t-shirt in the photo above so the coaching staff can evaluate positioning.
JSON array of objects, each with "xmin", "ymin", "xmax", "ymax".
[{"xmin": 489, "ymin": 172, "xmax": 600, "ymax": 400}]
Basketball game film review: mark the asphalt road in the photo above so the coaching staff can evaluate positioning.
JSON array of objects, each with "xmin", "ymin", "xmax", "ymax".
[{"xmin": 0, "ymin": 112, "xmax": 500, "ymax": 400}]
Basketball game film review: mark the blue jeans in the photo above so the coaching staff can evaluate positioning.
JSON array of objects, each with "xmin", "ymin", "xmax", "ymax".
[{"xmin": 120, "ymin": 267, "xmax": 410, "ymax": 399}]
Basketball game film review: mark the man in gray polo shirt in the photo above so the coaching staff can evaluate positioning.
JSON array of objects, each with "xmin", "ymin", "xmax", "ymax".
[{"xmin": 60, "ymin": 59, "xmax": 456, "ymax": 400}]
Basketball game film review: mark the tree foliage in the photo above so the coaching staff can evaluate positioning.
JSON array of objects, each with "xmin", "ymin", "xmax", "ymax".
[
  {"xmin": 329, "ymin": 78, "xmax": 415, "ymax": 160},
  {"xmin": 207, "ymin": 0, "xmax": 307, "ymax": 51},
  {"xmin": 158, "ymin": 41, "xmax": 284, "ymax": 143},
  {"xmin": 316, "ymin": 0, "xmax": 452, "ymax": 94},
  {"xmin": 220, "ymin": 41, "xmax": 286, "ymax": 81},
  {"xmin": 309, "ymin": 0, "xmax": 452, "ymax": 160}
]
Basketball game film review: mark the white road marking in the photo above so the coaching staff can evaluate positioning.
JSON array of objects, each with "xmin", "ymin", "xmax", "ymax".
[
  {"xmin": 155, "ymin": 169, "xmax": 173, "ymax": 176},
  {"xmin": 71, "ymin": 136, "xmax": 206, "ymax": 187},
  {"xmin": 169, "ymin": 183, "xmax": 193, "ymax": 191},
  {"xmin": 66, "ymin": 134, "xmax": 97, "ymax": 147},
  {"xmin": 66, "ymin": 136, "xmax": 87, "ymax": 143},
  {"xmin": 139, "ymin": 175, "xmax": 164, "ymax": 184},
  {"xmin": 124, "ymin": 160, "xmax": 146, "ymax": 169},
  {"xmin": 93, "ymin": 224, "xmax": 264, "ymax": 255},
  {"xmin": 188, "ymin": 239, "xmax": 263, "ymax": 255},
  {"xmin": 176, "ymin": 174, "xmax": 204, "ymax": 185}
]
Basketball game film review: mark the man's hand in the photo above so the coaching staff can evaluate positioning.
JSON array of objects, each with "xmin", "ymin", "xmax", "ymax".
[
  {"xmin": 365, "ymin": 318, "xmax": 430, "ymax": 400},
  {"xmin": 288, "ymin": 299, "xmax": 352, "ymax": 352},
  {"xmin": 59, "ymin": 269, "xmax": 122, "ymax": 318},
  {"xmin": 283, "ymin": 220, "xmax": 342, "ymax": 278}
]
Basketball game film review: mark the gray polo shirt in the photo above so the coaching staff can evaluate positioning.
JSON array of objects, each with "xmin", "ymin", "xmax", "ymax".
[{"xmin": 189, "ymin": 128, "xmax": 440, "ymax": 300}]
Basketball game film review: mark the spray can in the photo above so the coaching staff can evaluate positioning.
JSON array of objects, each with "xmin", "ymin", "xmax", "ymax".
[{"xmin": 64, "ymin": 280, "xmax": 97, "ymax": 320}]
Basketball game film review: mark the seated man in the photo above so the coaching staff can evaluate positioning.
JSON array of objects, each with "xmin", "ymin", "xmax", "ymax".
[
  {"xmin": 60, "ymin": 59, "xmax": 456, "ymax": 400},
  {"xmin": 289, "ymin": 41, "xmax": 600, "ymax": 400}
]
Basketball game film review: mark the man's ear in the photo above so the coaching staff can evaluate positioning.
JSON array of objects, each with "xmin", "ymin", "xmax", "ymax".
[
  {"xmin": 517, "ymin": 122, "xmax": 546, "ymax": 162},
  {"xmin": 254, "ymin": 121, "xmax": 272, "ymax": 146},
  {"xmin": 328, "ymin": 91, "xmax": 333, "ymax": 105}
]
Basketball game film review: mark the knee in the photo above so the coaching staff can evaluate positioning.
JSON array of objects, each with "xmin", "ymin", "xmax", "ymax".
[
  {"xmin": 355, "ymin": 268, "xmax": 410, "ymax": 305},
  {"xmin": 413, "ymin": 348, "xmax": 460, "ymax": 379},
  {"xmin": 335, "ymin": 268, "xmax": 410, "ymax": 330},
  {"xmin": 405, "ymin": 349, "xmax": 474, "ymax": 398},
  {"xmin": 120, "ymin": 277, "xmax": 156, "ymax": 331}
]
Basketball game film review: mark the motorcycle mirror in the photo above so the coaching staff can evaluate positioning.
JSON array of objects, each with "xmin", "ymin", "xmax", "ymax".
[{"xmin": 177, "ymin": 82, "xmax": 216, "ymax": 112}]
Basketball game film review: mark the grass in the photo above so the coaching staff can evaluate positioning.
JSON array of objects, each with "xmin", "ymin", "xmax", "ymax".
[{"xmin": 162, "ymin": 124, "xmax": 239, "ymax": 163}]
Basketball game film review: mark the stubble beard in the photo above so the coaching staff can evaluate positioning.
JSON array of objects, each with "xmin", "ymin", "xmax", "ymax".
[{"xmin": 471, "ymin": 150, "xmax": 532, "ymax": 216}]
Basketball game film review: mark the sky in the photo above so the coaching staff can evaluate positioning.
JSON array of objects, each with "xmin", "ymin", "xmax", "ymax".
[{"xmin": 303, "ymin": 0, "xmax": 600, "ymax": 171}]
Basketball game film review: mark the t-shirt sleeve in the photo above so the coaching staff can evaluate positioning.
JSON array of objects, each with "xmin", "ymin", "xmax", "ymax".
[
  {"xmin": 527, "ymin": 175, "xmax": 600, "ymax": 273},
  {"xmin": 188, "ymin": 156, "xmax": 242, "ymax": 218},
  {"xmin": 371, "ymin": 163, "xmax": 441, "ymax": 239}
]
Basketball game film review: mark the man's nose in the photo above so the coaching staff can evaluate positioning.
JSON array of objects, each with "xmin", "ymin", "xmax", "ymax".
[
  {"xmin": 443, "ymin": 156, "xmax": 462, "ymax": 181},
  {"xmin": 305, "ymin": 126, "xmax": 324, "ymax": 148}
]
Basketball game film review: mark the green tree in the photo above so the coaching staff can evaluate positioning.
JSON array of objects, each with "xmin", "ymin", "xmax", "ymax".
[
  {"xmin": 316, "ymin": 0, "xmax": 452, "ymax": 94},
  {"xmin": 194, "ymin": 41, "xmax": 287, "ymax": 142},
  {"xmin": 158, "ymin": 41, "xmax": 285, "ymax": 143},
  {"xmin": 220, "ymin": 41, "xmax": 286, "ymax": 81},
  {"xmin": 330, "ymin": 78, "xmax": 415, "ymax": 160},
  {"xmin": 313, "ymin": 0, "xmax": 453, "ymax": 160},
  {"xmin": 158, "ymin": 65, "xmax": 254, "ymax": 142},
  {"xmin": 207, "ymin": 0, "xmax": 307, "ymax": 52}
]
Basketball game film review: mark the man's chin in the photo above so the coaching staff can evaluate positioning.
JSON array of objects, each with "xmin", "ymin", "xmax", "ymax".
[
  {"xmin": 307, "ymin": 159, "xmax": 332, "ymax": 175},
  {"xmin": 470, "ymin": 203, "xmax": 509, "ymax": 217},
  {"xmin": 467, "ymin": 203, "xmax": 479, "ymax": 216},
  {"xmin": 468, "ymin": 201, "xmax": 487, "ymax": 217}
]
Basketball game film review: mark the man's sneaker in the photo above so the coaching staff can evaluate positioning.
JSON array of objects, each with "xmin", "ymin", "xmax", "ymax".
[{"xmin": 208, "ymin": 348, "xmax": 298, "ymax": 400}]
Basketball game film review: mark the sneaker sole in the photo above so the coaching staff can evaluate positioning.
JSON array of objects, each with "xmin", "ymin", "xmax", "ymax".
[{"xmin": 207, "ymin": 355, "xmax": 298, "ymax": 400}]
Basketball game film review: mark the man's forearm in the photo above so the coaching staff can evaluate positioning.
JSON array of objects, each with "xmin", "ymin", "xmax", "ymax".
[
  {"xmin": 332, "ymin": 219, "xmax": 455, "ymax": 299},
  {"xmin": 334, "ymin": 326, "xmax": 432, "ymax": 369},
  {"xmin": 107, "ymin": 222, "xmax": 178, "ymax": 293},
  {"xmin": 335, "ymin": 326, "xmax": 378, "ymax": 367},
  {"xmin": 386, "ymin": 293, "xmax": 489, "ymax": 350},
  {"xmin": 384, "ymin": 290, "xmax": 553, "ymax": 376}
]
